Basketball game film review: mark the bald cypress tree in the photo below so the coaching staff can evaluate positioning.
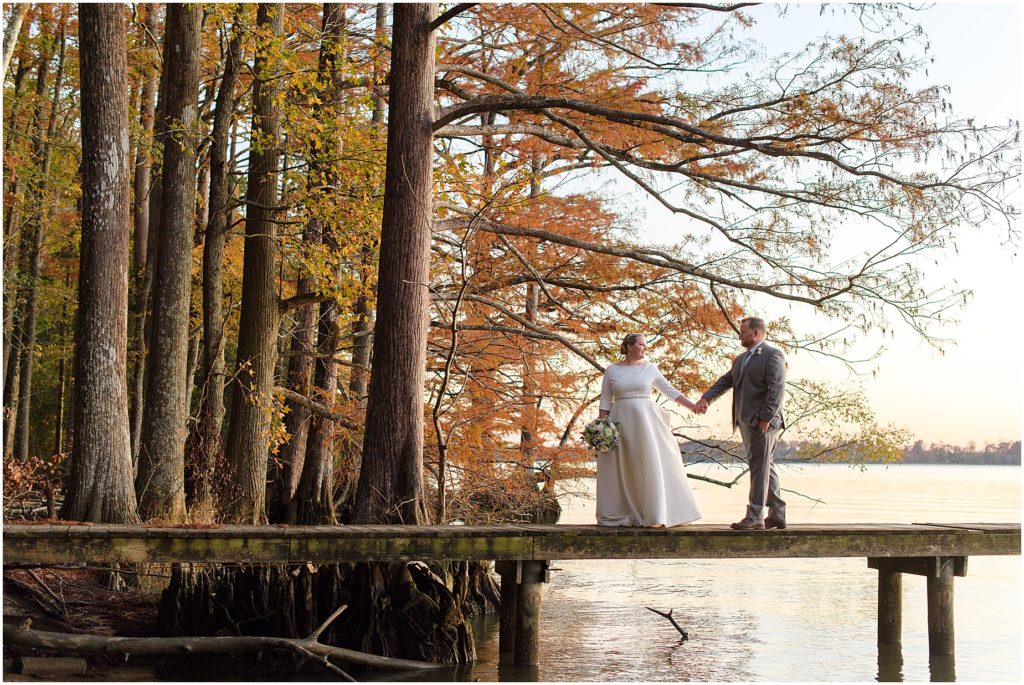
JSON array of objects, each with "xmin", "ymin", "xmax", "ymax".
[
  {"xmin": 61, "ymin": 3, "xmax": 138, "ymax": 524},
  {"xmin": 136, "ymin": 4, "xmax": 203, "ymax": 522}
]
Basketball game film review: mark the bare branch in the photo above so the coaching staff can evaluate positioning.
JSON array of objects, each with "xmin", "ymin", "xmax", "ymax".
[
  {"xmin": 430, "ymin": 4, "xmax": 477, "ymax": 32},
  {"xmin": 274, "ymin": 387, "xmax": 359, "ymax": 429}
]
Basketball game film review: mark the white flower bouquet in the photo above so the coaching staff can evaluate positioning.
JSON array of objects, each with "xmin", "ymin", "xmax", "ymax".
[{"xmin": 582, "ymin": 417, "xmax": 620, "ymax": 452}]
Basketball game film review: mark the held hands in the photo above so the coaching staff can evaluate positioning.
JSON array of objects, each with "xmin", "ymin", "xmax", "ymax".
[{"xmin": 676, "ymin": 396, "xmax": 707, "ymax": 414}]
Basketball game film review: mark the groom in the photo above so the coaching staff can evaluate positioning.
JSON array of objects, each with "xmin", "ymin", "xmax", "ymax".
[{"xmin": 695, "ymin": 317, "xmax": 787, "ymax": 530}]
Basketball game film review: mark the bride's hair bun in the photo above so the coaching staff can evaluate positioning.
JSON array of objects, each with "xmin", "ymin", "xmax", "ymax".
[{"xmin": 620, "ymin": 333, "xmax": 643, "ymax": 356}]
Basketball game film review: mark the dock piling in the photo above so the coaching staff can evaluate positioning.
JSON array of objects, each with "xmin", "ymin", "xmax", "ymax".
[{"xmin": 869, "ymin": 556, "xmax": 966, "ymax": 657}]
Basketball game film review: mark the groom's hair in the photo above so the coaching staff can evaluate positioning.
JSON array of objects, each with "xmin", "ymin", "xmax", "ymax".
[{"xmin": 742, "ymin": 317, "xmax": 766, "ymax": 332}]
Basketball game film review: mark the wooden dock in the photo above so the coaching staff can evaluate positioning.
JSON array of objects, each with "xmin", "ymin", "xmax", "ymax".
[{"xmin": 3, "ymin": 522, "xmax": 1019, "ymax": 667}]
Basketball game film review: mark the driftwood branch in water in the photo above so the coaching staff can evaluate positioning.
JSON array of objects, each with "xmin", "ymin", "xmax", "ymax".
[
  {"xmin": 4, "ymin": 605, "xmax": 445, "ymax": 674},
  {"xmin": 645, "ymin": 606, "xmax": 688, "ymax": 640}
]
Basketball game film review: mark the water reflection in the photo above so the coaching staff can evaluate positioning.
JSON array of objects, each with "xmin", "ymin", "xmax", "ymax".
[
  {"xmin": 877, "ymin": 643, "xmax": 905, "ymax": 682},
  {"xmin": 498, "ymin": 662, "xmax": 539, "ymax": 681}
]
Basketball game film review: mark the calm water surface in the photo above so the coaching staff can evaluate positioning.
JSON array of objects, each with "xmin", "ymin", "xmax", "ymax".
[{"xmin": 450, "ymin": 463, "xmax": 1020, "ymax": 682}]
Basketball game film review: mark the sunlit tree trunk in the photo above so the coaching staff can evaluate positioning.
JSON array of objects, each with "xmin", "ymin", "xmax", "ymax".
[
  {"xmin": 352, "ymin": 3, "xmax": 437, "ymax": 525},
  {"xmin": 222, "ymin": 3, "xmax": 284, "ymax": 525},
  {"xmin": 192, "ymin": 15, "xmax": 242, "ymax": 517},
  {"xmin": 136, "ymin": 4, "xmax": 203, "ymax": 522},
  {"xmin": 1, "ymin": 3, "xmax": 28, "ymax": 77},
  {"xmin": 60, "ymin": 2, "xmax": 139, "ymax": 524}
]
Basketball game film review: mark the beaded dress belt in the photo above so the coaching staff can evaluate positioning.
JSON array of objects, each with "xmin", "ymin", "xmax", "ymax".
[{"xmin": 616, "ymin": 394, "xmax": 650, "ymax": 400}]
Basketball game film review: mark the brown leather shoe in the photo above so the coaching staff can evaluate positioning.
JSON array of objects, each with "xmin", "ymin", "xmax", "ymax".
[
  {"xmin": 729, "ymin": 518, "xmax": 765, "ymax": 530},
  {"xmin": 764, "ymin": 517, "xmax": 787, "ymax": 530}
]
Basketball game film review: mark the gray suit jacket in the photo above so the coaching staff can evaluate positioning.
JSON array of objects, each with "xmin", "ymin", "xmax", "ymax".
[{"xmin": 702, "ymin": 343, "xmax": 786, "ymax": 430}]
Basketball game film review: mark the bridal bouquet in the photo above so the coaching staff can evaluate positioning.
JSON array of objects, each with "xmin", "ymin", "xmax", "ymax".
[{"xmin": 582, "ymin": 417, "xmax": 620, "ymax": 452}]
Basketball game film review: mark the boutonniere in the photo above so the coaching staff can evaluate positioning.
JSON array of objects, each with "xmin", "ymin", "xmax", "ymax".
[{"xmin": 755, "ymin": 347, "xmax": 763, "ymax": 356}]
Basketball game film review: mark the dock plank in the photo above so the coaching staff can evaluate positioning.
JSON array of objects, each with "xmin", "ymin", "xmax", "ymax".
[{"xmin": 3, "ymin": 523, "xmax": 1018, "ymax": 566}]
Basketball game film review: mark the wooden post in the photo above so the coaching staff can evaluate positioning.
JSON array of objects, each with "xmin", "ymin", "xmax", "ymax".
[
  {"xmin": 870, "ymin": 556, "xmax": 965, "ymax": 659},
  {"xmin": 494, "ymin": 560, "xmax": 518, "ymax": 659},
  {"xmin": 877, "ymin": 566, "xmax": 902, "ymax": 645},
  {"xmin": 926, "ymin": 559, "xmax": 955, "ymax": 655},
  {"xmin": 514, "ymin": 560, "xmax": 547, "ymax": 666}
]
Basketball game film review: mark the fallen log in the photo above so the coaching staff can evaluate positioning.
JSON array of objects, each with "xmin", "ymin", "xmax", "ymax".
[
  {"xmin": 3, "ymin": 605, "xmax": 446, "ymax": 676},
  {"xmin": 11, "ymin": 656, "xmax": 88, "ymax": 677}
]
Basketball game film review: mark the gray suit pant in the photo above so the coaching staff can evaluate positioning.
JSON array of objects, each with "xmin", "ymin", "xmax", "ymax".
[{"xmin": 738, "ymin": 424, "xmax": 786, "ymax": 521}]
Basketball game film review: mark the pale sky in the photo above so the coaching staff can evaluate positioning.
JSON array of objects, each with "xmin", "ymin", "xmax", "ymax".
[
  {"xmin": 631, "ymin": 2, "xmax": 1022, "ymax": 447},
  {"xmin": 762, "ymin": 2, "xmax": 1021, "ymax": 447}
]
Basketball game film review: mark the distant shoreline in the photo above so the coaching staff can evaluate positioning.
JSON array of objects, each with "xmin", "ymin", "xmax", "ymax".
[{"xmin": 680, "ymin": 440, "xmax": 1021, "ymax": 466}]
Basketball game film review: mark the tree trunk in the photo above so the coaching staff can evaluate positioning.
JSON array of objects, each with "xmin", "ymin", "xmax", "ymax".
[
  {"xmin": 346, "ymin": 2, "xmax": 388, "ymax": 402},
  {"xmin": 2, "ymin": 59, "xmax": 29, "ymax": 460},
  {"xmin": 271, "ymin": 274, "xmax": 317, "ymax": 522},
  {"xmin": 288, "ymin": 273, "xmax": 338, "ymax": 526},
  {"xmin": 130, "ymin": 11, "xmax": 167, "ymax": 463},
  {"xmin": 53, "ymin": 269, "xmax": 72, "ymax": 455},
  {"xmin": 5, "ymin": 29, "xmax": 54, "ymax": 461},
  {"xmin": 352, "ymin": 2, "xmax": 437, "ymax": 526},
  {"xmin": 60, "ymin": 3, "xmax": 139, "ymax": 524},
  {"xmin": 191, "ymin": 14, "xmax": 242, "ymax": 517},
  {"xmin": 3, "ymin": 54, "xmax": 30, "ymax": 389},
  {"xmin": 274, "ymin": 2, "xmax": 352, "ymax": 524},
  {"xmin": 12, "ymin": 12, "xmax": 66, "ymax": 462},
  {"xmin": 136, "ymin": 4, "xmax": 203, "ymax": 522},
  {"xmin": 1, "ymin": 2, "xmax": 28, "ymax": 77},
  {"xmin": 132, "ymin": 4, "xmax": 159, "ymax": 273},
  {"xmin": 345, "ymin": 7, "xmax": 480, "ymax": 662},
  {"xmin": 222, "ymin": 3, "xmax": 284, "ymax": 525}
]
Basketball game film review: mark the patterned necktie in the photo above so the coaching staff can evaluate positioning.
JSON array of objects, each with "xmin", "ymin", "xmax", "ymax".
[{"xmin": 739, "ymin": 349, "xmax": 754, "ymax": 373}]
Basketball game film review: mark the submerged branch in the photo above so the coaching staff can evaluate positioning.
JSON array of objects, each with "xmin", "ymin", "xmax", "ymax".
[{"xmin": 645, "ymin": 606, "xmax": 688, "ymax": 640}]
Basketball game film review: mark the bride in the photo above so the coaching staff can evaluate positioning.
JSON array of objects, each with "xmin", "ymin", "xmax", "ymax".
[{"xmin": 596, "ymin": 333, "xmax": 702, "ymax": 527}]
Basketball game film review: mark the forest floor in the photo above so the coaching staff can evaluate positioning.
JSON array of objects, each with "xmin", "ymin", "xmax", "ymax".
[
  {"xmin": 3, "ymin": 567, "xmax": 166, "ymax": 680},
  {"xmin": 2, "ymin": 567, "xmax": 382, "ymax": 681}
]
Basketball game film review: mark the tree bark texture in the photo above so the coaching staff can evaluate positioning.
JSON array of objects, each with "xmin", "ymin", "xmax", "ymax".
[
  {"xmin": 223, "ymin": 3, "xmax": 284, "ymax": 524},
  {"xmin": 352, "ymin": 2, "xmax": 437, "ymax": 526},
  {"xmin": 191, "ymin": 16, "xmax": 242, "ymax": 516},
  {"xmin": 130, "ymin": 15, "xmax": 169, "ymax": 462},
  {"xmin": 136, "ymin": 4, "xmax": 203, "ymax": 522},
  {"xmin": 60, "ymin": 3, "xmax": 139, "ymax": 524}
]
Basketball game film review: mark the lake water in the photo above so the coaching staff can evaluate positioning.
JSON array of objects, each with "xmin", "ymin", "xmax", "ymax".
[{"xmin": 448, "ymin": 463, "xmax": 1020, "ymax": 682}]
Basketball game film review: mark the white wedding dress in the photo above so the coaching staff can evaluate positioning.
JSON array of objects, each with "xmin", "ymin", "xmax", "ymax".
[{"xmin": 596, "ymin": 362, "xmax": 702, "ymax": 527}]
